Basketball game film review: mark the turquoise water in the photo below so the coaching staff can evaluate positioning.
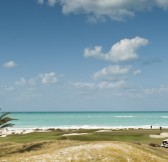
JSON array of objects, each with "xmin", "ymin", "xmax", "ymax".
[{"xmin": 5, "ymin": 112, "xmax": 168, "ymax": 129}]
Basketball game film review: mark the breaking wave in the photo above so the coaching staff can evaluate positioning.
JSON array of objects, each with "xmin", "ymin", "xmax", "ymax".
[
  {"xmin": 114, "ymin": 116, "xmax": 134, "ymax": 118},
  {"xmin": 161, "ymin": 116, "xmax": 168, "ymax": 118}
]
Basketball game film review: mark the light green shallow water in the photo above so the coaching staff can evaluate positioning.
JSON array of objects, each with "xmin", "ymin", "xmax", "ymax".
[{"xmin": 4, "ymin": 111, "xmax": 168, "ymax": 129}]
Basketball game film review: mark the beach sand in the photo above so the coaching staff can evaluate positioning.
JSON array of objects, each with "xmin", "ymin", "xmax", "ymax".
[
  {"xmin": 0, "ymin": 128, "xmax": 49, "ymax": 137},
  {"xmin": 149, "ymin": 132, "xmax": 168, "ymax": 138}
]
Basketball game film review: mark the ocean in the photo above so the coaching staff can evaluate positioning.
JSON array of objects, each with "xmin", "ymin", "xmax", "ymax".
[{"xmin": 6, "ymin": 111, "xmax": 168, "ymax": 129}]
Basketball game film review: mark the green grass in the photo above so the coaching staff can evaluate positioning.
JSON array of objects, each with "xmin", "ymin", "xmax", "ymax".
[
  {"xmin": 0, "ymin": 129, "xmax": 165, "ymax": 144},
  {"xmin": 1, "ymin": 129, "xmax": 168, "ymax": 162},
  {"xmin": 0, "ymin": 132, "xmax": 62, "ymax": 143},
  {"xmin": 59, "ymin": 129, "xmax": 165, "ymax": 145},
  {"xmin": 0, "ymin": 129, "xmax": 97, "ymax": 143}
]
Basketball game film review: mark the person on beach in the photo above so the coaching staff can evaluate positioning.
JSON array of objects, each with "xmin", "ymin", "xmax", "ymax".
[
  {"xmin": 150, "ymin": 125, "xmax": 152, "ymax": 129},
  {"xmin": 160, "ymin": 126, "xmax": 162, "ymax": 131}
]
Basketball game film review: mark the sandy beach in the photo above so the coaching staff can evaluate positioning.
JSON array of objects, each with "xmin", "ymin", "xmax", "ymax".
[
  {"xmin": 0, "ymin": 126, "xmax": 166, "ymax": 137},
  {"xmin": 1, "ymin": 126, "xmax": 168, "ymax": 137},
  {"xmin": 0, "ymin": 128, "xmax": 50, "ymax": 137},
  {"xmin": 1, "ymin": 127, "xmax": 168, "ymax": 142}
]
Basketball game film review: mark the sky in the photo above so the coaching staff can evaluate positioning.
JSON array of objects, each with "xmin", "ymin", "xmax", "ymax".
[{"xmin": 0, "ymin": 0, "xmax": 168, "ymax": 111}]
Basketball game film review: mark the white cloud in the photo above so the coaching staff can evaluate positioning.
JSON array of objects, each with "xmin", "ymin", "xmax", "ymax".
[
  {"xmin": 15, "ymin": 91, "xmax": 42, "ymax": 101},
  {"xmin": 15, "ymin": 78, "xmax": 37, "ymax": 86},
  {"xmin": 0, "ymin": 85, "xmax": 15, "ymax": 96},
  {"xmin": 15, "ymin": 78, "xmax": 27, "ymax": 86},
  {"xmin": 6, "ymin": 86, "xmax": 15, "ymax": 92},
  {"xmin": 3, "ymin": 61, "xmax": 17, "ymax": 68},
  {"xmin": 68, "ymin": 82, "xmax": 96, "ymax": 90},
  {"xmin": 37, "ymin": 0, "xmax": 58, "ymax": 6},
  {"xmin": 93, "ymin": 65, "xmax": 130, "ymax": 80},
  {"xmin": 37, "ymin": 0, "xmax": 44, "ymax": 5},
  {"xmin": 39, "ymin": 72, "xmax": 58, "ymax": 84},
  {"xmin": 28, "ymin": 78, "xmax": 37, "ymax": 86},
  {"xmin": 60, "ymin": 0, "xmax": 135, "ymax": 21},
  {"xmin": 133, "ymin": 69, "xmax": 141, "ymax": 75},
  {"xmin": 15, "ymin": 72, "xmax": 58, "ymax": 87},
  {"xmin": 0, "ymin": 85, "xmax": 15, "ymax": 92},
  {"xmin": 144, "ymin": 85, "xmax": 168, "ymax": 95},
  {"xmin": 69, "ymin": 80, "xmax": 126, "ymax": 90},
  {"xmin": 97, "ymin": 80, "xmax": 126, "ymax": 89},
  {"xmin": 48, "ymin": 0, "xmax": 58, "ymax": 7},
  {"xmin": 37, "ymin": 0, "xmax": 168, "ymax": 21},
  {"xmin": 156, "ymin": 0, "xmax": 168, "ymax": 9},
  {"xmin": 84, "ymin": 37, "xmax": 149, "ymax": 62}
]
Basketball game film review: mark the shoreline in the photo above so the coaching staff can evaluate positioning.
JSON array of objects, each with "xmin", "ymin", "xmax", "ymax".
[
  {"xmin": 1, "ymin": 125, "xmax": 167, "ymax": 137},
  {"xmin": 6, "ymin": 124, "xmax": 168, "ymax": 129}
]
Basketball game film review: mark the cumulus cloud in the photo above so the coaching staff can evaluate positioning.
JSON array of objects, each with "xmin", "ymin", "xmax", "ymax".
[
  {"xmin": 37, "ymin": 0, "xmax": 168, "ymax": 21},
  {"xmin": 156, "ymin": 0, "xmax": 168, "ymax": 9},
  {"xmin": 133, "ymin": 69, "xmax": 141, "ymax": 75},
  {"xmin": 68, "ymin": 82, "xmax": 96, "ymax": 90},
  {"xmin": 15, "ymin": 78, "xmax": 37, "ymax": 86},
  {"xmin": 60, "ymin": 0, "xmax": 135, "ymax": 21},
  {"xmin": 84, "ymin": 37, "xmax": 149, "ymax": 62},
  {"xmin": 37, "ymin": 0, "xmax": 58, "ymax": 6},
  {"xmin": 0, "ymin": 85, "xmax": 15, "ymax": 96},
  {"xmin": 93, "ymin": 65, "xmax": 130, "ymax": 80},
  {"xmin": 3, "ymin": 61, "xmax": 17, "ymax": 68},
  {"xmin": 97, "ymin": 80, "xmax": 126, "ymax": 89},
  {"xmin": 37, "ymin": 0, "xmax": 44, "ymax": 5},
  {"xmin": 15, "ymin": 72, "xmax": 58, "ymax": 87},
  {"xmin": 0, "ymin": 85, "xmax": 15, "ymax": 92},
  {"xmin": 69, "ymin": 80, "xmax": 126, "ymax": 90},
  {"xmin": 6, "ymin": 86, "xmax": 15, "ymax": 91},
  {"xmin": 144, "ymin": 85, "xmax": 168, "ymax": 95},
  {"xmin": 39, "ymin": 72, "xmax": 58, "ymax": 84},
  {"xmin": 15, "ymin": 78, "xmax": 27, "ymax": 86},
  {"xmin": 48, "ymin": 0, "xmax": 58, "ymax": 7}
]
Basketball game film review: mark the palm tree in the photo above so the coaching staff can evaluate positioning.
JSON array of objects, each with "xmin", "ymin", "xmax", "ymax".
[{"xmin": 0, "ymin": 112, "xmax": 17, "ymax": 129}]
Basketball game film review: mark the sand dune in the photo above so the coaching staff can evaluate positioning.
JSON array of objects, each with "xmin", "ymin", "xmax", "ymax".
[
  {"xmin": 2, "ymin": 141, "xmax": 167, "ymax": 162},
  {"xmin": 149, "ymin": 132, "xmax": 168, "ymax": 138}
]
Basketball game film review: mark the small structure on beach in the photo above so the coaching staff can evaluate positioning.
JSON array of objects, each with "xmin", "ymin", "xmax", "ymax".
[{"xmin": 161, "ymin": 139, "xmax": 168, "ymax": 148}]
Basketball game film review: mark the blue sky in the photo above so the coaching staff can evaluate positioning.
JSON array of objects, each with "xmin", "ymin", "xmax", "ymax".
[{"xmin": 0, "ymin": 0, "xmax": 168, "ymax": 111}]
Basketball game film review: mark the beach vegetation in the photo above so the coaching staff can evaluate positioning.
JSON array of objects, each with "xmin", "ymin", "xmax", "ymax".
[
  {"xmin": 1, "ymin": 129, "xmax": 168, "ymax": 161},
  {"xmin": 0, "ymin": 129, "xmax": 165, "ymax": 144},
  {"xmin": 0, "ymin": 112, "xmax": 17, "ymax": 129}
]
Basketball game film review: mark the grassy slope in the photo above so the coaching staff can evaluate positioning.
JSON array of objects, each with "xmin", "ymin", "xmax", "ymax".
[{"xmin": 0, "ymin": 129, "xmax": 168, "ymax": 161}]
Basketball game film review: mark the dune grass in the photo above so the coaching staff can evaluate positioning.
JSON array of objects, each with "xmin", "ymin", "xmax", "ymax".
[
  {"xmin": 0, "ymin": 129, "xmax": 168, "ymax": 161},
  {"xmin": 0, "ymin": 128, "xmax": 164, "ymax": 144},
  {"xmin": 64, "ymin": 129, "xmax": 164, "ymax": 144}
]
